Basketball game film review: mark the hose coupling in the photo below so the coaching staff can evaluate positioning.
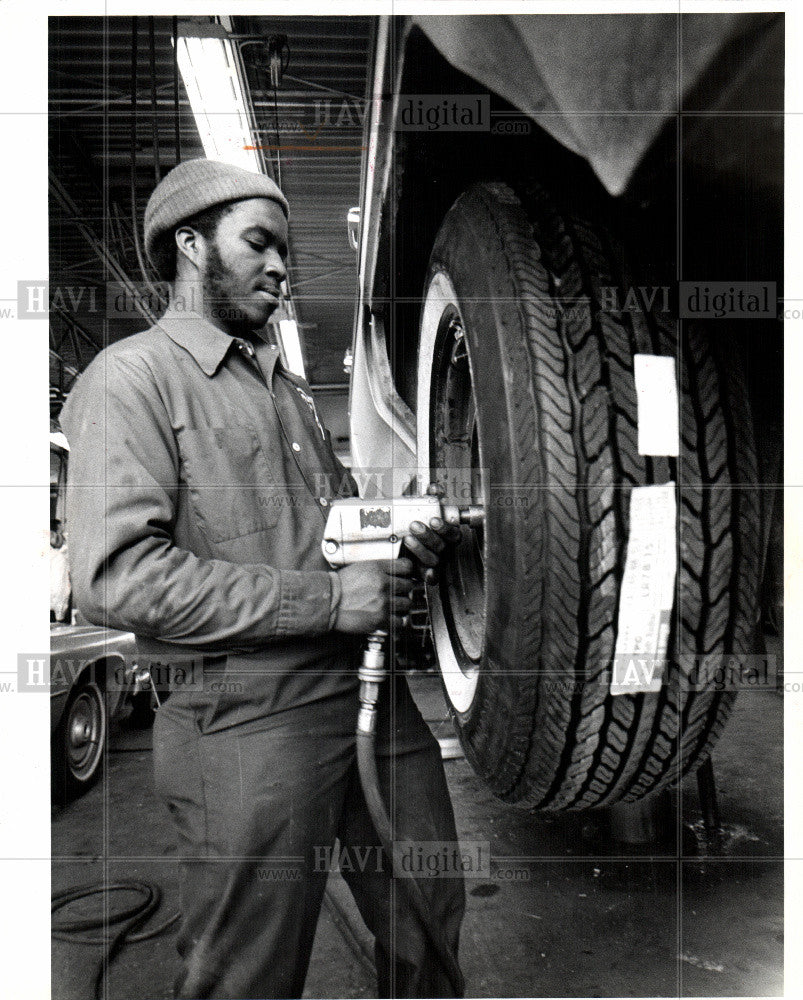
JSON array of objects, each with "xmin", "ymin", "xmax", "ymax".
[
  {"xmin": 358, "ymin": 630, "xmax": 388, "ymax": 685},
  {"xmin": 357, "ymin": 630, "xmax": 388, "ymax": 736}
]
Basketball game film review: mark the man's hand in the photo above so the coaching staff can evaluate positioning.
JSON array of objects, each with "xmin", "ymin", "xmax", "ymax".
[
  {"xmin": 403, "ymin": 518, "xmax": 462, "ymax": 584},
  {"xmin": 334, "ymin": 558, "xmax": 415, "ymax": 633}
]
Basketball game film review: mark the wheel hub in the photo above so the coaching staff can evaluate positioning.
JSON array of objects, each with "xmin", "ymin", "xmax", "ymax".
[{"xmin": 66, "ymin": 690, "xmax": 102, "ymax": 774}]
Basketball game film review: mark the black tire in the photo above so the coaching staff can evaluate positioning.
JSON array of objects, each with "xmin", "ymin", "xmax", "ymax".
[
  {"xmin": 52, "ymin": 674, "xmax": 107, "ymax": 805},
  {"xmin": 419, "ymin": 181, "xmax": 760, "ymax": 810}
]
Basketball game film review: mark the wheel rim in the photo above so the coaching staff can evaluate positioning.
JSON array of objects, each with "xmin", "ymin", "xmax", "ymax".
[
  {"xmin": 65, "ymin": 682, "xmax": 105, "ymax": 782},
  {"xmin": 433, "ymin": 315, "xmax": 486, "ymax": 660},
  {"xmin": 418, "ymin": 271, "xmax": 486, "ymax": 714}
]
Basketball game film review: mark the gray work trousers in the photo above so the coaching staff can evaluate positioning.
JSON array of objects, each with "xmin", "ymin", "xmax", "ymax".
[{"xmin": 153, "ymin": 675, "xmax": 465, "ymax": 999}]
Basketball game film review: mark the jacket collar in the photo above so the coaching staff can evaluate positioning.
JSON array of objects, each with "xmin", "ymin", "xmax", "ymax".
[{"xmin": 156, "ymin": 305, "xmax": 279, "ymax": 380}]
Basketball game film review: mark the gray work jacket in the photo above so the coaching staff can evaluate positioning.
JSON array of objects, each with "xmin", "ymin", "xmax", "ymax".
[{"xmin": 59, "ymin": 307, "xmax": 361, "ymax": 730}]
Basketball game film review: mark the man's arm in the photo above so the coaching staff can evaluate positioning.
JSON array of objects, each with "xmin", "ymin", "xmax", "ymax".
[{"xmin": 60, "ymin": 351, "xmax": 336, "ymax": 650}]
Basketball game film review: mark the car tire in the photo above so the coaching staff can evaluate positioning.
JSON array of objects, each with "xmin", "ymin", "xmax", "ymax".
[
  {"xmin": 52, "ymin": 673, "xmax": 107, "ymax": 805},
  {"xmin": 417, "ymin": 181, "xmax": 760, "ymax": 810}
]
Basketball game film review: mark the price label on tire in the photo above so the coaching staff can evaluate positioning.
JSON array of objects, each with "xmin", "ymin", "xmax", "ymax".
[{"xmin": 611, "ymin": 485, "xmax": 677, "ymax": 695}]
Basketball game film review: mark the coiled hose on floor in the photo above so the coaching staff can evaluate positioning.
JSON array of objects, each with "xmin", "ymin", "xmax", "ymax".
[{"xmin": 52, "ymin": 880, "xmax": 179, "ymax": 1000}]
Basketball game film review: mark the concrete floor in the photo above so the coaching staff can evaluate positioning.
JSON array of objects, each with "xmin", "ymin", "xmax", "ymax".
[{"xmin": 52, "ymin": 645, "xmax": 783, "ymax": 999}]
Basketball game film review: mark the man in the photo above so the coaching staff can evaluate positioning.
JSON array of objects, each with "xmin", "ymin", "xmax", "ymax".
[{"xmin": 60, "ymin": 158, "xmax": 465, "ymax": 999}]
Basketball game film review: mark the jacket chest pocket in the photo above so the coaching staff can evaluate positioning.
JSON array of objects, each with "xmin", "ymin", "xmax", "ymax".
[{"xmin": 177, "ymin": 426, "xmax": 280, "ymax": 541}]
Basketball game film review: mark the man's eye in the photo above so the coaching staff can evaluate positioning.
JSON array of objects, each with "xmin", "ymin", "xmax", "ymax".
[{"xmin": 246, "ymin": 240, "xmax": 267, "ymax": 252}]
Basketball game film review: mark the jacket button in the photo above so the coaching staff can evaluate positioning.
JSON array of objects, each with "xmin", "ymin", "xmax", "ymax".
[
  {"xmin": 291, "ymin": 441, "xmax": 301, "ymax": 452},
  {"xmin": 319, "ymin": 497, "xmax": 329, "ymax": 507}
]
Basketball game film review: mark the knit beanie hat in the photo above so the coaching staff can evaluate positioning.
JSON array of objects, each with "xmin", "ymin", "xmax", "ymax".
[{"xmin": 143, "ymin": 158, "xmax": 289, "ymax": 278}]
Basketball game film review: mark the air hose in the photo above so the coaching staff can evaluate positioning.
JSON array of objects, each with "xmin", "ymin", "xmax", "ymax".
[
  {"xmin": 52, "ymin": 880, "xmax": 179, "ymax": 1000},
  {"xmin": 355, "ymin": 631, "xmax": 465, "ymax": 997}
]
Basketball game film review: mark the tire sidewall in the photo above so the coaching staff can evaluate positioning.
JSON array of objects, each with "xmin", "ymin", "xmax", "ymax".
[{"xmin": 420, "ymin": 186, "xmax": 546, "ymax": 791}]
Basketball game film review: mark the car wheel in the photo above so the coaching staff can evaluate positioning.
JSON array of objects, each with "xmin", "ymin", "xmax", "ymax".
[
  {"xmin": 417, "ymin": 181, "xmax": 760, "ymax": 810},
  {"xmin": 52, "ymin": 675, "xmax": 107, "ymax": 804}
]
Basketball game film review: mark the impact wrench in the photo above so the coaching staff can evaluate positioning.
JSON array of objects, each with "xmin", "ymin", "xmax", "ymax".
[{"xmin": 322, "ymin": 493, "xmax": 485, "ymax": 997}]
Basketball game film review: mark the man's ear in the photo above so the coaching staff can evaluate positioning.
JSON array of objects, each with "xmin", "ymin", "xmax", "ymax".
[{"xmin": 174, "ymin": 225, "xmax": 202, "ymax": 272}]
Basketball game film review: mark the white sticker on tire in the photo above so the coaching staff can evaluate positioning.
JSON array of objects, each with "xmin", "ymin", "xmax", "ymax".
[
  {"xmin": 633, "ymin": 354, "xmax": 679, "ymax": 456},
  {"xmin": 611, "ymin": 484, "xmax": 676, "ymax": 695}
]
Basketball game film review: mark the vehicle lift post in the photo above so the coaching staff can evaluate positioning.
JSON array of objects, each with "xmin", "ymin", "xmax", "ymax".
[{"xmin": 608, "ymin": 756, "xmax": 722, "ymax": 855}]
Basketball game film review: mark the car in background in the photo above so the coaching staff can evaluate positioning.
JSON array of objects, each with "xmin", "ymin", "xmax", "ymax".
[
  {"xmin": 49, "ymin": 620, "xmax": 139, "ymax": 804},
  {"xmin": 50, "ymin": 430, "xmax": 149, "ymax": 804}
]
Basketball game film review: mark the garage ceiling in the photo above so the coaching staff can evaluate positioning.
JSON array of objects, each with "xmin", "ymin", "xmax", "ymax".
[{"xmin": 49, "ymin": 14, "xmax": 372, "ymax": 409}]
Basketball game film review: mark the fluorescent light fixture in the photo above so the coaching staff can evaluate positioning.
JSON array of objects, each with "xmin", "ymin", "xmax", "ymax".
[
  {"xmin": 175, "ymin": 22, "xmax": 297, "ymax": 339},
  {"xmin": 175, "ymin": 28, "xmax": 261, "ymax": 173},
  {"xmin": 277, "ymin": 319, "xmax": 307, "ymax": 380}
]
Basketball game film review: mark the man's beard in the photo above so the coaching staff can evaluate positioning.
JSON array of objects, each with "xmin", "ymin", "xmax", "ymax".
[{"xmin": 202, "ymin": 242, "xmax": 263, "ymax": 335}]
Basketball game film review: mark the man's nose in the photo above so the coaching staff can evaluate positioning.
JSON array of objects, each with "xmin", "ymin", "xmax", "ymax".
[{"xmin": 264, "ymin": 250, "xmax": 287, "ymax": 282}]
